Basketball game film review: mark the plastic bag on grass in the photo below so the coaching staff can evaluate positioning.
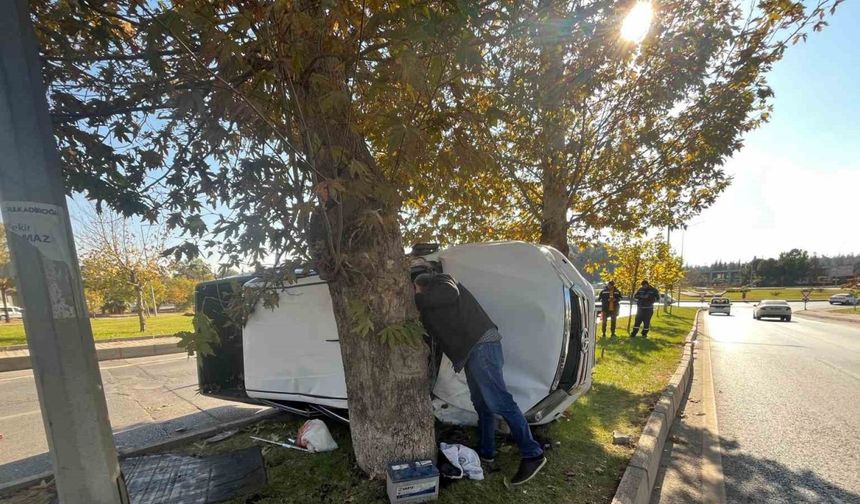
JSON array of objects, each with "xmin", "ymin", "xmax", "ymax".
[
  {"xmin": 440, "ymin": 443, "xmax": 484, "ymax": 480},
  {"xmin": 297, "ymin": 419, "xmax": 338, "ymax": 453}
]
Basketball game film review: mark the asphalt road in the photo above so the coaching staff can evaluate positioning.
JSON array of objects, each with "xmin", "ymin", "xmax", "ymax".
[
  {"xmin": 0, "ymin": 353, "xmax": 265, "ymax": 484},
  {"xmin": 654, "ymin": 303, "xmax": 860, "ymax": 503}
]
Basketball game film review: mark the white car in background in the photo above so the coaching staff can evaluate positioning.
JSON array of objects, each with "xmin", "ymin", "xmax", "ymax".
[
  {"xmin": 753, "ymin": 300, "xmax": 792, "ymax": 322},
  {"xmin": 708, "ymin": 298, "xmax": 731, "ymax": 316},
  {"xmin": 829, "ymin": 293, "xmax": 858, "ymax": 305}
]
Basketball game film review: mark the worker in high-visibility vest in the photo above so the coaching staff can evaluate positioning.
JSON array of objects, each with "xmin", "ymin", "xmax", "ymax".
[{"xmin": 598, "ymin": 281, "xmax": 623, "ymax": 338}]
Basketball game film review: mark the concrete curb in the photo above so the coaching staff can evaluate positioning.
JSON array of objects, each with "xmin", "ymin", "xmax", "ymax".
[
  {"xmin": 0, "ymin": 337, "xmax": 184, "ymax": 373},
  {"xmin": 0, "ymin": 408, "xmax": 283, "ymax": 498},
  {"xmin": 611, "ymin": 310, "xmax": 701, "ymax": 504}
]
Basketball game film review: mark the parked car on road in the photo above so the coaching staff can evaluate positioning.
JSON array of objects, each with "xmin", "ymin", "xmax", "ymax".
[
  {"xmin": 194, "ymin": 241, "xmax": 596, "ymax": 427},
  {"xmin": 829, "ymin": 293, "xmax": 858, "ymax": 305},
  {"xmin": 753, "ymin": 300, "xmax": 792, "ymax": 321},
  {"xmin": 708, "ymin": 298, "xmax": 731, "ymax": 316},
  {"xmin": 0, "ymin": 306, "xmax": 23, "ymax": 320}
]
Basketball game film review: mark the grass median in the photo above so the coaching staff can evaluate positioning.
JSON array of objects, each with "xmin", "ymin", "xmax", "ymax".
[
  {"xmin": 0, "ymin": 313, "xmax": 192, "ymax": 348},
  {"xmin": 148, "ymin": 307, "xmax": 698, "ymax": 504},
  {"xmin": 833, "ymin": 307, "xmax": 860, "ymax": 315}
]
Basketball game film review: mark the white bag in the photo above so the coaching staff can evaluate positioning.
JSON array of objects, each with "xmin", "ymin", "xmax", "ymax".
[
  {"xmin": 440, "ymin": 443, "xmax": 484, "ymax": 481},
  {"xmin": 297, "ymin": 419, "xmax": 338, "ymax": 453}
]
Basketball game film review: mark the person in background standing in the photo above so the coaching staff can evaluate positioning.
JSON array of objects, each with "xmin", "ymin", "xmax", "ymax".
[
  {"xmin": 631, "ymin": 280, "xmax": 659, "ymax": 338},
  {"xmin": 598, "ymin": 281, "xmax": 623, "ymax": 338}
]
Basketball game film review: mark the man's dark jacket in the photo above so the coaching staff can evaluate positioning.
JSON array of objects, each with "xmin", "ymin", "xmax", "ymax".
[
  {"xmin": 415, "ymin": 274, "xmax": 497, "ymax": 372},
  {"xmin": 598, "ymin": 287, "xmax": 623, "ymax": 313},
  {"xmin": 634, "ymin": 285, "xmax": 660, "ymax": 309}
]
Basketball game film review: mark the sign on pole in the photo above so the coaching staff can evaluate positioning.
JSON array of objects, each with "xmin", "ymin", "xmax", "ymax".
[{"xmin": 800, "ymin": 289, "xmax": 812, "ymax": 311}]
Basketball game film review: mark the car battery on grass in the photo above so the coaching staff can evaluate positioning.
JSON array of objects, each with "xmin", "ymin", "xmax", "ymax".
[{"xmin": 386, "ymin": 459, "xmax": 439, "ymax": 503}]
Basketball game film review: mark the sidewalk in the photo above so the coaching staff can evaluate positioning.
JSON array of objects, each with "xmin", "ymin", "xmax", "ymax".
[{"xmin": 0, "ymin": 336, "xmax": 183, "ymax": 372}]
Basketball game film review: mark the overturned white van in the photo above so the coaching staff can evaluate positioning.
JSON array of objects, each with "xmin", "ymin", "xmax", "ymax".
[{"xmin": 195, "ymin": 241, "xmax": 596, "ymax": 426}]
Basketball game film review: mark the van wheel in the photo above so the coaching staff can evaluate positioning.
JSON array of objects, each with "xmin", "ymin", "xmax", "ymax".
[{"xmin": 785, "ymin": 316, "xmax": 791, "ymax": 322}]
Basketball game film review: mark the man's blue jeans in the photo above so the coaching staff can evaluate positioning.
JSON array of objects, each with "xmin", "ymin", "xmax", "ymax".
[{"xmin": 464, "ymin": 341, "xmax": 544, "ymax": 460}]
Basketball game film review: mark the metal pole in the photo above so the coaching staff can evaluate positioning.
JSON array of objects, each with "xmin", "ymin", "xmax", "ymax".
[
  {"xmin": 627, "ymin": 254, "xmax": 640, "ymax": 333},
  {"xmin": 676, "ymin": 228, "xmax": 685, "ymax": 308},
  {"xmin": 0, "ymin": 2, "xmax": 128, "ymax": 502}
]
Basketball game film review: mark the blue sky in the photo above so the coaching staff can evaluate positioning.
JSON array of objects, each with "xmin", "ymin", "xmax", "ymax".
[{"xmin": 675, "ymin": 0, "xmax": 860, "ymax": 265}]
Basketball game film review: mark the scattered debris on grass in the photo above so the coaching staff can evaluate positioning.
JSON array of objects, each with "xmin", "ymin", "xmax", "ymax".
[
  {"xmin": 612, "ymin": 431, "xmax": 632, "ymax": 446},
  {"xmin": 123, "ymin": 447, "xmax": 267, "ymax": 503},
  {"xmin": 204, "ymin": 429, "xmax": 238, "ymax": 444}
]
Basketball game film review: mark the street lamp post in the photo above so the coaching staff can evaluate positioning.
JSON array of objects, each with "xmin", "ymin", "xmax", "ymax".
[{"xmin": 0, "ymin": 1, "xmax": 128, "ymax": 502}]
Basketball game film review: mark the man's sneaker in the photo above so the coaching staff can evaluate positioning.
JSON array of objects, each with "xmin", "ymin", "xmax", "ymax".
[
  {"xmin": 481, "ymin": 456, "xmax": 500, "ymax": 473},
  {"xmin": 511, "ymin": 455, "xmax": 547, "ymax": 485},
  {"xmin": 630, "ymin": 329, "xmax": 638, "ymax": 338}
]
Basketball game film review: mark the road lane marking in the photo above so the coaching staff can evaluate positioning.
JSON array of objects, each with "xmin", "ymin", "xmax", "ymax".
[
  {"xmin": 99, "ymin": 355, "xmax": 188, "ymax": 371},
  {"xmin": 0, "ymin": 373, "xmax": 34, "ymax": 383},
  {"xmin": 701, "ymin": 319, "xmax": 728, "ymax": 504},
  {"xmin": 815, "ymin": 358, "xmax": 860, "ymax": 382},
  {"xmin": 0, "ymin": 409, "xmax": 40, "ymax": 421}
]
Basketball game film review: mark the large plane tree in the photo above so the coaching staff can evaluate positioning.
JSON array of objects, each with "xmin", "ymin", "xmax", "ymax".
[
  {"xmin": 401, "ymin": 0, "xmax": 842, "ymax": 255},
  {"xmin": 33, "ymin": 0, "xmax": 495, "ymax": 475}
]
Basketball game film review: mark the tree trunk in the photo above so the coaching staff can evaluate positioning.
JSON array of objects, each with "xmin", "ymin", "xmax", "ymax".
[
  {"xmin": 150, "ymin": 284, "xmax": 159, "ymax": 317},
  {"xmin": 540, "ymin": 175, "xmax": 571, "ymax": 257},
  {"xmin": 536, "ymin": 0, "xmax": 571, "ymax": 258},
  {"xmin": 135, "ymin": 285, "xmax": 146, "ymax": 332},
  {"xmin": 1, "ymin": 287, "xmax": 8, "ymax": 323},
  {"xmin": 294, "ymin": 33, "xmax": 435, "ymax": 476},
  {"xmin": 325, "ymin": 234, "xmax": 436, "ymax": 477}
]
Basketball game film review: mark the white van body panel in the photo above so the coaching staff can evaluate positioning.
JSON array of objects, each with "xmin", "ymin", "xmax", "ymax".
[
  {"xmin": 241, "ymin": 241, "xmax": 595, "ymax": 425},
  {"xmin": 243, "ymin": 277, "xmax": 348, "ymax": 409},
  {"xmin": 431, "ymin": 242, "xmax": 568, "ymax": 423}
]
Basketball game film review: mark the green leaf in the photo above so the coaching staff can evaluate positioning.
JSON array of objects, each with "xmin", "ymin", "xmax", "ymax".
[
  {"xmin": 176, "ymin": 312, "xmax": 220, "ymax": 357},
  {"xmin": 379, "ymin": 320, "xmax": 425, "ymax": 348},
  {"xmin": 347, "ymin": 299, "xmax": 374, "ymax": 337}
]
